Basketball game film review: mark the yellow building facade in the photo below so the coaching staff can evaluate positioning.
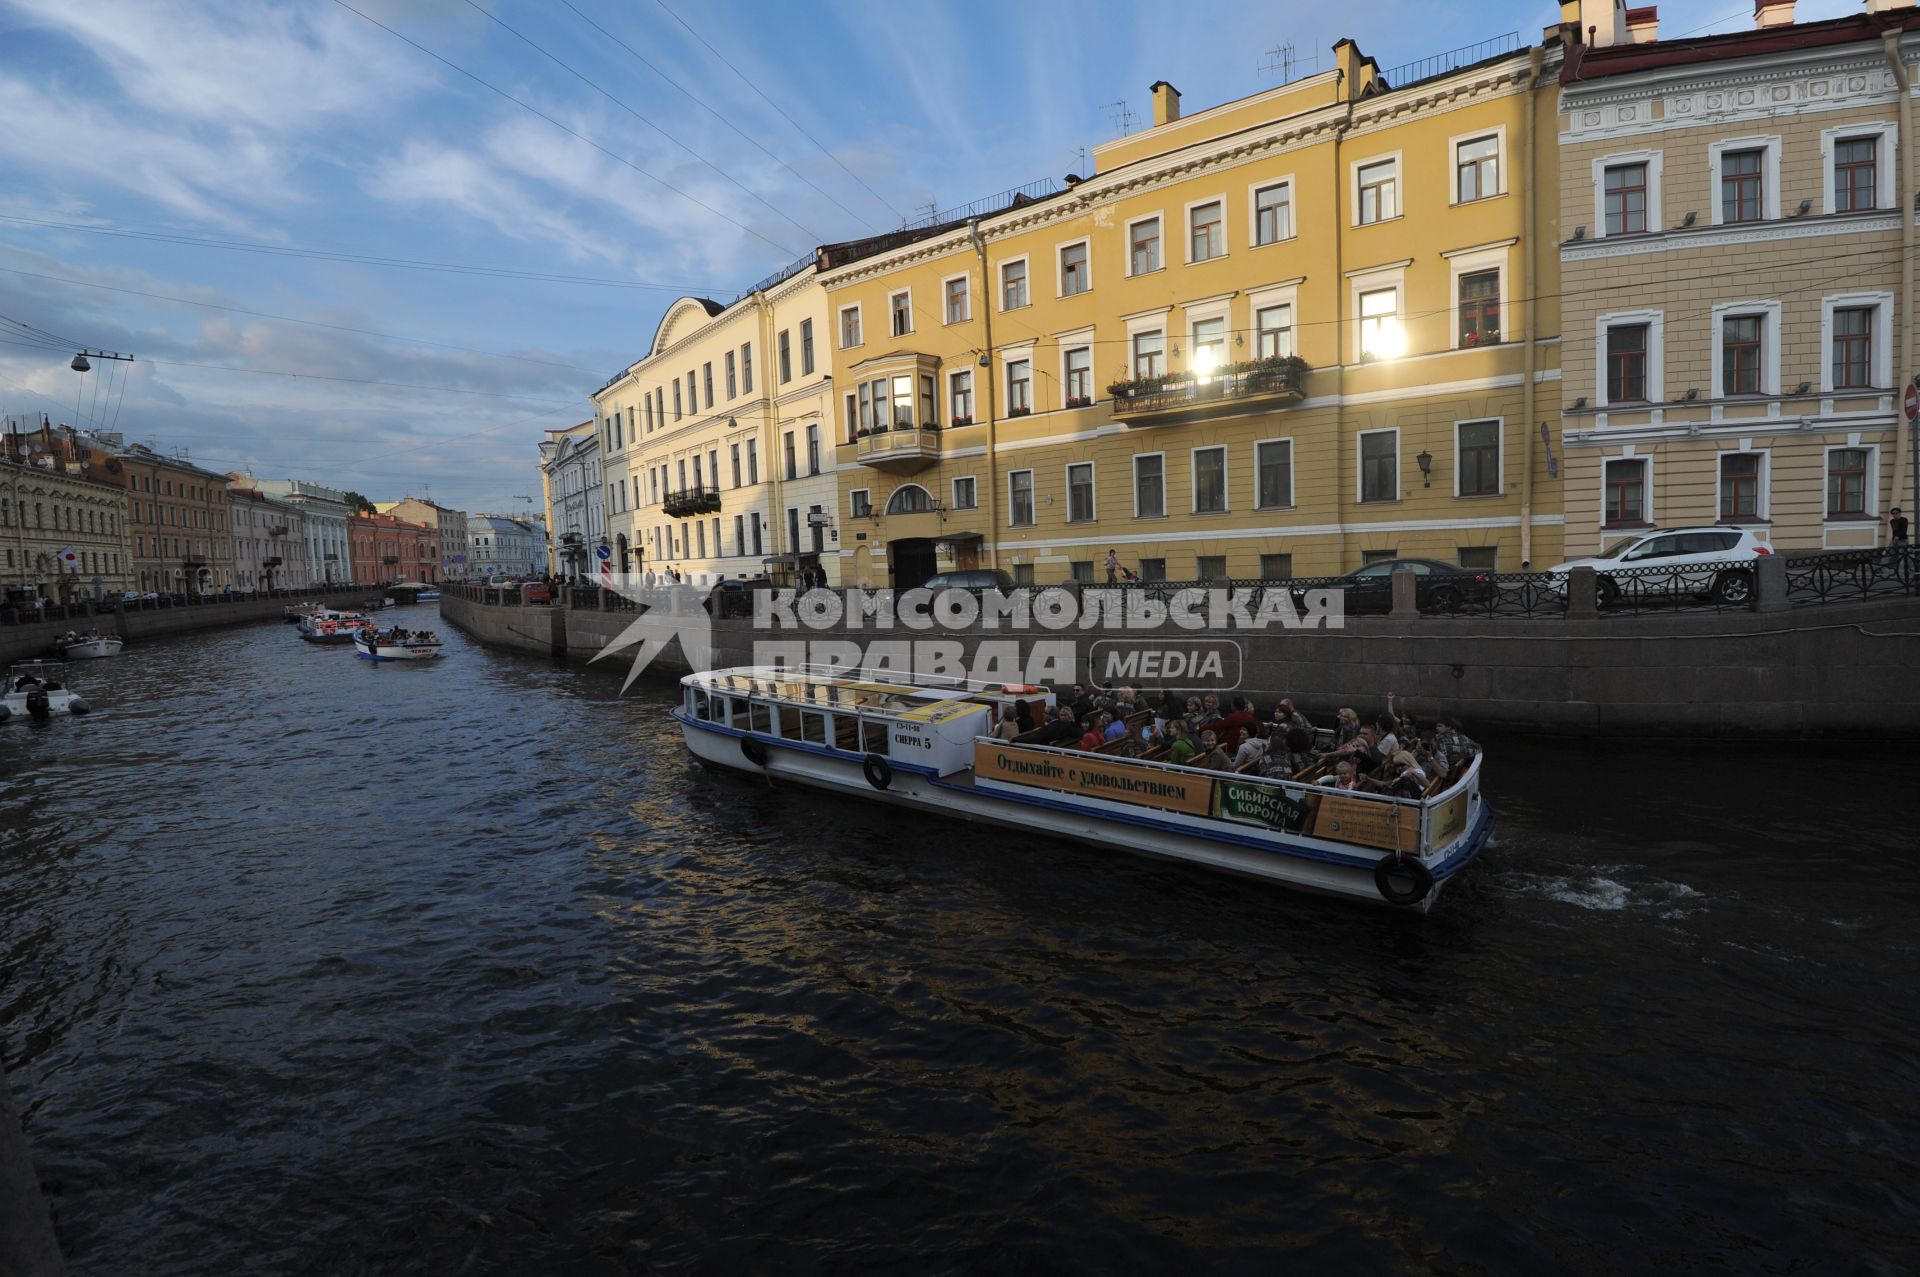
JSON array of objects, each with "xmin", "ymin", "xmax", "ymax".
[{"xmin": 820, "ymin": 37, "xmax": 1567, "ymax": 588}]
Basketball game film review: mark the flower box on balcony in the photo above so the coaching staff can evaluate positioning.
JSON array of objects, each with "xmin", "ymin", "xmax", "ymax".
[
  {"xmin": 950, "ymin": 415, "xmax": 973, "ymax": 427},
  {"xmin": 1064, "ymin": 396, "xmax": 1093, "ymax": 409},
  {"xmin": 1007, "ymin": 406, "xmax": 1033, "ymax": 418}
]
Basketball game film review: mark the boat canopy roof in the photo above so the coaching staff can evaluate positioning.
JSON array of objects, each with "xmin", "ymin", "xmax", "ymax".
[{"xmin": 689, "ymin": 665, "xmax": 1044, "ymax": 716}]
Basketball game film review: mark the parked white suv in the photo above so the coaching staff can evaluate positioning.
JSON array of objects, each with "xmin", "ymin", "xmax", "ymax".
[{"xmin": 1547, "ymin": 527, "xmax": 1773, "ymax": 605}]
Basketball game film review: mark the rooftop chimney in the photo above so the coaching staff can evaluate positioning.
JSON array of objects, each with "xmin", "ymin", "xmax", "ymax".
[
  {"xmin": 1754, "ymin": 0, "xmax": 1794, "ymax": 25},
  {"xmin": 1149, "ymin": 80, "xmax": 1181, "ymax": 126},
  {"xmin": 1581, "ymin": 0, "xmax": 1630, "ymax": 46},
  {"xmin": 1625, "ymin": 5, "xmax": 1658, "ymax": 42}
]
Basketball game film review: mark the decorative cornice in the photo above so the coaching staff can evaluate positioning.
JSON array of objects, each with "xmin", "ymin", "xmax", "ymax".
[{"xmin": 1561, "ymin": 211, "xmax": 1901, "ymax": 261}]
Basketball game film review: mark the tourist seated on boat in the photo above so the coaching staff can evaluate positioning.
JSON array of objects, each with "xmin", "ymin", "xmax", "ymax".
[
  {"xmin": 1164, "ymin": 718, "xmax": 1196, "ymax": 765},
  {"xmin": 1192, "ymin": 694, "xmax": 1223, "ymax": 732},
  {"xmin": 1111, "ymin": 720, "xmax": 1151, "ymax": 759},
  {"xmin": 1318, "ymin": 759, "xmax": 1361, "ymax": 789},
  {"xmin": 1365, "ymin": 751, "xmax": 1429, "ymax": 798},
  {"xmin": 1064, "ymin": 682, "xmax": 1094, "ymax": 720},
  {"xmin": 1432, "ymin": 716, "xmax": 1478, "ymax": 764},
  {"xmin": 1079, "ymin": 711, "xmax": 1113, "ymax": 752},
  {"xmin": 1323, "ymin": 719, "xmax": 1380, "ymax": 767},
  {"xmin": 992, "ymin": 706, "xmax": 1022, "ymax": 741},
  {"xmin": 1262, "ymin": 727, "xmax": 1317, "ymax": 780},
  {"xmin": 1372, "ymin": 714, "xmax": 1403, "ymax": 766},
  {"xmin": 1333, "ymin": 707, "xmax": 1363, "ymax": 747},
  {"xmin": 1014, "ymin": 705, "xmax": 1083, "ymax": 748},
  {"xmin": 1231, "ymin": 725, "xmax": 1268, "ymax": 771},
  {"xmin": 1270, "ymin": 699, "xmax": 1312, "ymax": 737},
  {"xmin": 1214, "ymin": 697, "xmax": 1258, "ymax": 751},
  {"xmin": 1102, "ymin": 711, "xmax": 1129, "ymax": 743},
  {"xmin": 1196, "ymin": 729, "xmax": 1233, "ymax": 771}
]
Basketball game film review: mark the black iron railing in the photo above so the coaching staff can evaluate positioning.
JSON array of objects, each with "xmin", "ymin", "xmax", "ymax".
[
  {"xmin": 1111, "ymin": 365, "xmax": 1306, "ymax": 418},
  {"xmin": 663, "ymin": 485, "xmax": 723, "ymax": 517},
  {"xmin": 1785, "ymin": 546, "xmax": 1918, "ymax": 605}
]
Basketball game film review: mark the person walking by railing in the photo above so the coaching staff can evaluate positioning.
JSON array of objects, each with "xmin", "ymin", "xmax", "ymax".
[
  {"xmin": 1883, "ymin": 506, "xmax": 1909, "ymax": 570},
  {"xmin": 1104, "ymin": 548, "xmax": 1121, "ymax": 585}
]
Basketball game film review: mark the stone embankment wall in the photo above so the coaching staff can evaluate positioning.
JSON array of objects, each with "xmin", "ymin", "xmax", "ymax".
[
  {"xmin": 443, "ymin": 587, "xmax": 1920, "ymax": 738},
  {"xmin": 0, "ymin": 589, "xmax": 370, "ymax": 665}
]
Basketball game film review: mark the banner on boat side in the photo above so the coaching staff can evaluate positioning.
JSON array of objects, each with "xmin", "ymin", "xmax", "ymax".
[
  {"xmin": 974, "ymin": 743, "xmax": 1214, "ymax": 817},
  {"xmin": 1309, "ymin": 793, "xmax": 1422, "ymax": 852},
  {"xmin": 1429, "ymin": 791, "xmax": 1468, "ymax": 848},
  {"xmin": 1211, "ymin": 779, "xmax": 1310, "ymax": 833}
]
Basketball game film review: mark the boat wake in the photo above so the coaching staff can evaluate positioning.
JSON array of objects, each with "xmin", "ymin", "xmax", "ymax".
[{"xmin": 1497, "ymin": 869, "xmax": 1705, "ymax": 914}]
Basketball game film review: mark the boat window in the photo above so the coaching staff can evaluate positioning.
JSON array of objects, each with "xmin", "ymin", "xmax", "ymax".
[
  {"xmin": 691, "ymin": 690, "xmax": 709, "ymax": 720},
  {"xmin": 750, "ymin": 701, "xmax": 773, "ymax": 735},
  {"xmin": 860, "ymin": 720, "xmax": 889, "ymax": 755},
  {"xmin": 777, "ymin": 706, "xmax": 803, "ymax": 737},
  {"xmin": 803, "ymin": 713, "xmax": 829, "ymax": 746},
  {"xmin": 830, "ymin": 714, "xmax": 860, "ymax": 751}
]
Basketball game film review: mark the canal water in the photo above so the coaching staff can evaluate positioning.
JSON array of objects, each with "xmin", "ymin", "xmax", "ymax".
[{"xmin": 2, "ymin": 608, "xmax": 1914, "ymax": 1274}]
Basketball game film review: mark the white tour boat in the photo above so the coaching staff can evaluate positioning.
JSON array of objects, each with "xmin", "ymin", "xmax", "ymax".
[
  {"xmin": 2, "ymin": 660, "xmax": 91, "ymax": 722},
  {"xmin": 674, "ymin": 667, "xmax": 1494, "ymax": 911},
  {"xmin": 58, "ymin": 630, "xmax": 123, "ymax": 660},
  {"xmin": 353, "ymin": 626, "xmax": 443, "ymax": 661},
  {"xmin": 297, "ymin": 609, "xmax": 370, "ymax": 643}
]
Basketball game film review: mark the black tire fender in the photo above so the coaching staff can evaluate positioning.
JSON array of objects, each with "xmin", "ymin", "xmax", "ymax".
[
  {"xmin": 741, "ymin": 736, "xmax": 769, "ymax": 767},
  {"xmin": 863, "ymin": 752, "xmax": 893, "ymax": 791},
  {"xmin": 1374, "ymin": 852, "xmax": 1434, "ymax": 907}
]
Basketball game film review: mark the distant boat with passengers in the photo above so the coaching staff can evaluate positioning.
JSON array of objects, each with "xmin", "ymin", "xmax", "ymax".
[
  {"xmin": 296, "ymin": 608, "xmax": 370, "ymax": 643},
  {"xmin": 674, "ymin": 666, "xmax": 1493, "ymax": 911}
]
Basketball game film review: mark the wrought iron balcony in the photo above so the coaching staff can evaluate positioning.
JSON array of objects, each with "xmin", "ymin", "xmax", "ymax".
[
  {"xmin": 263, "ymin": 556, "xmax": 283, "ymax": 568},
  {"xmin": 269, "ymin": 525, "xmax": 289, "ymax": 537},
  {"xmin": 1110, "ymin": 361, "xmax": 1308, "ymax": 425},
  {"xmin": 382, "ymin": 555, "xmax": 399, "ymax": 565},
  {"xmin": 663, "ymin": 485, "xmax": 723, "ymax": 517},
  {"xmin": 852, "ymin": 423, "xmax": 942, "ymax": 474}
]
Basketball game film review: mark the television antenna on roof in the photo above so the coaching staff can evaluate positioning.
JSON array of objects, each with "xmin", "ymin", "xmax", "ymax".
[
  {"xmin": 1259, "ymin": 43, "xmax": 1318, "ymax": 82},
  {"xmin": 1103, "ymin": 99, "xmax": 1136, "ymax": 139}
]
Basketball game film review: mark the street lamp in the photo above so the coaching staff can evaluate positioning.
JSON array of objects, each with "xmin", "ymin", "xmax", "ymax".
[{"xmin": 1416, "ymin": 450, "xmax": 1434, "ymax": 487}]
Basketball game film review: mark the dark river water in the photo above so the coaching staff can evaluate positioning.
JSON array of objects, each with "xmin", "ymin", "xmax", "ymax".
[{"xmin": 2, "ymin": 606, "xmax": 1915, "ymax": 1275}]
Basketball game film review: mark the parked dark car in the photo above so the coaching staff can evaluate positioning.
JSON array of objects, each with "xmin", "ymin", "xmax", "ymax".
[
  {"xmin": 1291, "ymin": 558, "xmax": 1494, "ymax": 615},
  {"xmin": 922, "ymin": 568, "xmax": 1016, "ymax": 592},
  {"xmin": 703, "ymin": 579, "xmax": 756, "ymax": 617}
]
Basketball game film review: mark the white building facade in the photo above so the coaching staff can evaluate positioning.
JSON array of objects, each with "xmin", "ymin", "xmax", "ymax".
[
  {"xmin": 468, "ymin": 514, "xmax": 537, "ymax": 577},
  {"xmin": 541, "ymin": 425, "xmax": 606, "ymax": 580}
]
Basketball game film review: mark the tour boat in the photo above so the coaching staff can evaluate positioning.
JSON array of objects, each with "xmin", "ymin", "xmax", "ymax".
[
  {"xmin": 415, "ymin": 590, "xmax": 441, "ymax": 602},
  {"xmin": 297, "ymin": 609, "xmax": 370, "ymax": 643},
  {"xmin": 2, "ymin": 660, "xmax": 91, "ymax": 722},
  {"xmin": 353, "ymin": 626, "xmax": 443, "ymax": 661},
  {"xmin": 673, "ymin": 667, "xmax": 1494, "ymax": 911},
  {"xmin": 58, "ymin": 632, "xmax": 123, "ymax": 660}
]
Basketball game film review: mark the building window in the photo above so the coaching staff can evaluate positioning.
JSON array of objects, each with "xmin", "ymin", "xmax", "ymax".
[
  {"xmin": 839, "ymin": 306, "xmax": 861, "ymax": 348},
  {"xmin": 1833, "ymin": 306, "xmax": 1873, "ymax": 389},
  {"xmin": 1196, "ymin": 555, "xmax": 1226, "ymax": 581},
  {"xmin": 1188, "ymin": 199, "xmax": 1224, "ymax": 261},
  {"xmin": 1359, "ymin": 431, "xmax": 1398, "ymax": 503},
  {"xmin": 1722, "ymin": 315, "xmax": 1763, "ymax": 396},
  {"xmin": 1456, "ymin": 134, "xmax": 1499, "ymax": 202},
  {"xmin": 1258, "ymin": 553, "xmax": 1292, "ymax": 580},
  {"xmin": 1008, "ymin": 470, "xmax": 1034, "ymax": 526},
  {"xmin": 1254, "ymin": 304, "xmax": 1293, "ymax": 359},
  {"xmin": 730, "ymin": 443, "xmax": 742, "ymax": 488},
  {"xmin": 1189, "ymin": 318, "xmax": 1226, "ymax": 371},
  {"xmin": 1457, "ymin": 420, "xmax": 1501, "ymax": 497},
  {"xmin": 1193, "ymin": 446, "xmax": 1227, "ymax": 513},
  {"xmin": 1721, "ymin": 148, "xmax": 1763, "ymax": 223},
  {"xmin": 950, "ymin": 370, "xmax": 973, "ymax": 423},
  {"xmin": 1065, "ymin": 347, "xmax": 1092, "ymax": 404},
  {"xmin": 1358, "ymin": 288, "xmax": 1400, "ymax": 359},
  {"xmin": 1458, "ymin": 547, "xmax": 1498, "ymax": 571},
  {"xmin": 1607, "ymin": 324, "xmax": 1649, "ymax": 403},
  {"xmin": 1835, "ymin": 137, "xmax": 1877, "ymax": 212},
  {"xmin": 1059, "ymin": 241, "xmax": 1089, "ymax": 296},
  {"xmin": 1256, "ymin": 440, "xmax": 1292, "ymax": 509},
  {"xmin": 1000, "ymin": 260, "xmax": 1028, "ymax": 310},
  {"xmin": 778, "ymin": 329, "xmax": 793, "ymax": 382},
  {"xmin": 890, "ymin": 374, "xmax": 914, "ymax": 428},
  {"xmin": 1719, "ymin": 452, "xmax": 1761, "ymax": 520},
  {"xmin": 1068, "ymin": 560, "xmax": 1094, "ymax": 584},
  {"xmin": 1458, "ymin": 270, "xmax": 1500, "ymax": 346},
  {"xmin": 889, "ymin": 291, "xmax": 911, "ymax": 337},
  {"xmin": 672, "ymin": 380, "xmax": 683, "ymax": 419},
  {"xmin": 1129, "ymin": 216, "xmax": 1161, "ymax": 275},
  {"xmin": 952, "ymin": 477, "xmax": 976, "ymax": 509},
  {"xmin": 800, "ymin": 319, "xmax": 814, "ymax": 375},
  {"xmin": 1006, "ymin": 359, "xmax": 1032, "ymax": 413},
  {"xmin": 724, "ymin": 351, "xmax": 738, "ymax": 399},
  {"xmin": 1828, "ymin": 448, "xmax": 1869, "ymax": 517},
  {"xmin": 1604, "ymin": 162, "xmax": 1647, "ymax": 235},
  {"xmin": 783, "ymin": 432, "xmax": 796, "ymax": 481},
  {"xmin": 806, "ymin": 425, "xmax": 820, "ymax": 475},
  {"xmin": 1357, "ymin": 158, "xmax": 1398, "ymax": 224},
  {"xmin": 1604, "ymin": 458, "xmax": 1648, "ymax": 525},
  {"xmin": 944, "ymin": 275, "xmax": 969, "ymax": 323},
  {"xmin": 1067, "ymin": 462, "xmax": 1095, "ymax": 522},
  {"xmin": 918, "ymin": 374, "xmax": 936, "ymax": 425},
  {"xmin": 1254, "ymin": 181, "xmax": 1291, "ymax": 244},
  {"xmin": 1132, "ymin": 329, "xmax": 1164, "ymax": 378},
  {"xmin": 1134, "ymin": 454, "xmax": 1165, "ymax": 518},
  {"xmin": 740, "ymin": 344, "xmax": 753, "ymax": 392}
]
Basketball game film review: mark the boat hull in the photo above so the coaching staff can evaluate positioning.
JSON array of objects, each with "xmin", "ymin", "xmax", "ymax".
[
  {"xmin": 59, "ymin": 639, "xmax": 123, "ymax": 659},
  {"xmin": 675, "ymin": 711, "xmax": 1490, "ymax": 911},
  {"xmin": 353, "ymin": 639, "xmax": 442, "ymax": 661}
]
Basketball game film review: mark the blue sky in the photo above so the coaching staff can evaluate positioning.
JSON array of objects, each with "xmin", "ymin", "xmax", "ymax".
[{"xmin": 0, "ymin": 0, "xmax": 1858, "ymax": 513}]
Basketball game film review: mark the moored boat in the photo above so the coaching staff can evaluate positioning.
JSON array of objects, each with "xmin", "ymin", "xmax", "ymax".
[
  {"xmin": 58, "ymin": 630, "xmax": 123, "ymax": 660},
  {"xmin": 297, "ymin": 609, "xmax": 370, "ymax": 643},
  {"xmin": 2, "ymin": 660, "xmax": 91, "ymax": 722},
  {"xmin": 673, "ymin": 666, "xmax": 1493, "ymax": 911},
  {"xmin": 353, "ymin": 626, "xmax": 443, "ymax": 661}
]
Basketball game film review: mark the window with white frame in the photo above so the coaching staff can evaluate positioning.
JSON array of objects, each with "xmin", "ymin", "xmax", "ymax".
[
  {"xmin": 1059, "ymin": 241, "xmax": 1089, "ymax": 296},
  {"xmin": 1192, "ymin": 446, "xmax": 1227, "ymax": 513},
  {"xmin": 949, "ymin": 369, "xmax": 974, "ymax": 423},
  {"xmin": 889, "ymin": 374, "xmax": 914, "ymax": 427},
  {"xmin": 1603, "ymin": 160, "xmax": 1649, "ymax": 234},
  {"xmin": 1188, "ymin": 199, "xmax": 1224, "ymax": 261},
  {"xmin": 1720, "ymin": 148, "xmax": 1764, "ymax": 223},
  {"xmin": 1456, "ymin": 420, "xmax": 1501, "ymax": 497},
  {"xmin": 1833, "ymin": 305, "xmax": 1874, "ymax": 389},
  {"xmin": 1134, "ymin": 454, "xmax": 1164, "ymax": 517},
  {"xmin": 801, "ymin": 319, "xmax": 815, "ymax": 374},
  {"xmin": 839, "ymin": 305, "xmax": 862, "ymax": 348},
  {"xmin": 1066, "ymin": 463, "xmax": 1095, "ymax": 522},
  {"xmin": 1132, "ymin": 329, "xmax": 1165, "ymax": 378},
  {"xmin": 944, "ymin": 274, "xmax": 970, "ymax": 323},
  {"xmin": 890, "ymin": 290, "xmax": 912, "ymax": 337},
  {"xmin": 1458, "ymin": 270, "xmax": 1500, "ymax": 346},
  {"xmin": 951, "ymin": 476, "xmax": 976, "ymax": 509},
  {"xmin": 1604, "ymin": 457, "xmax": 1649, "ymax": 525},
  {"xmin": 1006, "ymin": 358, "xmax": 1032, "ymax": 413},
  {"xmin": 1191, "ymin": 317, "xmax": 1227, "ymax": 369},
  {"xmin": 1455, "ymin": 134, "xmax": 1499, "ymax": 202},
  {"xmin": 725, "ymin": 351, "xmax": 738, "ymax": 399},
  {"xmin": 1256, "ymin": 439, "xmax": 1292, "ymax": 509},
  {"xmin": 1603, "ymin": 318, "xmax": 1653, "ymax": 403},
  {"xmin": 1713, "ymin": 302, "xmax": 1779, "ymax": 398},
  {"xmin": 1356, "ymin": 158, "xmax": 1398, "ymax": 224},
  {"xmin": 1129, "ymin": 216, "xmax": 1162, "ymax": 275},
  {"xmin": 850, "ymin": 489, "xmax": 872, "ymax": 519},
  {"xmin": 1718, "ymin": 452, "xmax": 1763, "ymax": 521},
  {"xmin": 1358, "ymin": 288, "xmax": 1400, "ymax": 359},
  {"xmin": 1253, "ymin": 181, "xmax": 1291, "ymax": 244},
  {"xmin": 1008, "ymin": 470, "xmax": 1035, "ymax": 526},
  {"xmin": 1827, "ymin": 447, "xmax": 1872, "ymax": 518},
  {"xmin": 1001, "ymin": 259, "xmax": 1028, "ymax": 310},
  {"xmin": 1830, "ymin": 132, "xmax": 1884, "ymax": 212},
  {"xmin": 1358, "ymin": 430, "xmax": 1397, "ymax": 503},
  {"xmin": 1064, "ymin": 346, "xmax": 1092, "ymax": 403},
  {"xmin": 1256, "ymin": 303, "xmax": 1293, "ymax": 358}
]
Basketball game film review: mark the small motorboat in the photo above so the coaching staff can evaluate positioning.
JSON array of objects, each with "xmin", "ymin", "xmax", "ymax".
[
  {"xmin": 297, "ymin": 609, "xmax": 370, "ymax": 643},
  {"xmin": 58, "ymin": 630, "xmax": 124, "ymax": 660},
  {"xmin": 354, "ymin": 625, "xmax": 443, "ymax": 661},
  {"xmin": 2, "ymin": 660, "xmax": 91, "ymax": 722}
]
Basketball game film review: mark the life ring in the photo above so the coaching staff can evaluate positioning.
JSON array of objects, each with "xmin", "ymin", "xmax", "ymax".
[
  {"xmin": 863, "ymin": 753, "xmax": 893, "ymax": 790},
  {"xmin": 1373, "ymin": 852, "xmax": 1434, "ymax": 907},
  {"xmin": 1000, "ymin": 683, "xmax": 1037, "ymax": 694},
  {"xmin": 740, "ymin": 736, "xmax": 768, "ymax": 767}
]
